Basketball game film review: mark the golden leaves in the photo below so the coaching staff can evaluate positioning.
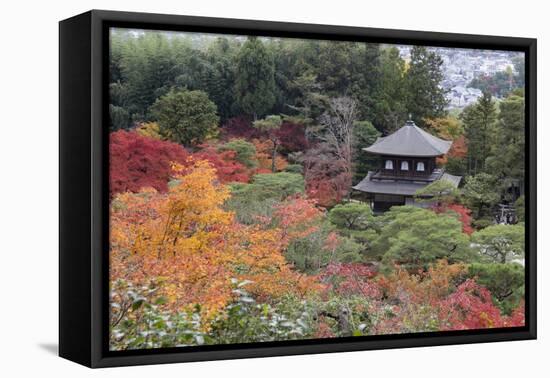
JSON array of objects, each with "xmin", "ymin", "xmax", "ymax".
[{"xmin": 110, "ymin": 159, "xmax": 321, "ymax": 325}]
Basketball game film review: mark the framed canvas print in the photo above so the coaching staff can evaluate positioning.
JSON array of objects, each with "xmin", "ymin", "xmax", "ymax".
[{"xmin": 59, "ymin": 10, "xmax": 537, "ymax": 368}]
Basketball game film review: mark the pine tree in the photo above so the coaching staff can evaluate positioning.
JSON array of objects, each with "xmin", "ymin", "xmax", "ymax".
[
  {"xmin": 405, "ymin": 46, "xmax": 448, "ymax": 126},
  {"xmin": 352, "ymin": 44, "xmax": 382, "ymax": 121},
  {"xmin": 485, "ymin": 93, "xmax": 525, "ymax": 197},
  {"xmin": 373, "ymin": 47, "xmax": 408, "ymax": 134},
  {"xmin": 235, "ymin": 37, "xmax": 276, "ymax": 119},
  {"xmin": 204, "ymin": 37, "xmax": 238, "ymax": 121},
  {"xmin": 461, "ymin": 92, "xmax": 497, "ymax": 175}
]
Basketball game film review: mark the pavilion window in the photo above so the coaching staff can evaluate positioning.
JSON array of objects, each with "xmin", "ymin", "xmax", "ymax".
[
  {"xmin": 385, "ymin": 160, "xmax": 394, "ymax": 170},
  {"xmin": 416, "ymin": 162, "xmax": 425, "ymax": 172},
  {"xmin": 400, "ymin": 161, "xmax": 409, "ymax": 171}
]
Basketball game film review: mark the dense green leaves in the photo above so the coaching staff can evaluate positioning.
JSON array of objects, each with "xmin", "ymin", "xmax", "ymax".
[
  {"xmin": 110, "ymin": 31, "xmax": 185, "ymax": 124},
  {"xmin": 225, "ymin": 173, "xmax": 305, "ymax": 224},
  {"xmin": 242, "ymin": 172, "xmax": 305, "ymax": 200},
  {"xmin": 235, "ymin": 37, "xmax": 276, "ymax": 119},
  {"xmin": 150, "ymin": 89, "xmax": 219, "ymax": 146},
  {"xmin": 461, "ymin": 92, "xmax": 497, "ymax": 174},
  {"xmin": 219, "ymin": 139, "xmax": 258, "ymax": 168},
  {"xmin": 209, "ymin": 284, "xmax": 314, "ymax": 344},
  {"xmin": 462, "ymin": 173, "xmax": 501, "ymax": 218},
  {"xmin": 110, "ymin": 280, "xmax": 206, "ymax": 350},
  {"xmin": 486, "ymin": 94, "xmax": 526, "ymax": 192},
  {"xmin": 372, "ymin": 47, "xmax": 408, "ymax": 134},
  {"xmin": 471, "ymin": 224, "xmax": 525, "ymax": 263},
  {"xmin": 371, "ymin": 207, "xmax": 473, "ymax": 272},
  {"xmin": 405, "ymin": 46, "xmax": 448, "ymax": 126},
  {"xmin": 328, "ymin": 203, "xmax": 374, "ymax": 232}
]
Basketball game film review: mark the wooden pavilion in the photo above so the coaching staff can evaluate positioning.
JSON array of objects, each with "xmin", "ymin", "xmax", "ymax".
[{"xmin": 352, "ymin": 117, "xmax": 461, "ymax": 213}]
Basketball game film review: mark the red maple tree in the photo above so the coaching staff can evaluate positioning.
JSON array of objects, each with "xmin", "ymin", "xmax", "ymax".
[
  {"xmin": 433, "ymin": 203, "xmax": 474, "ymax": 235},
  {"xmin": 275, "ymin": 122, "xmax": 309, "ymax": 154},
  {"xmin": 194, "ymin": 145, "xmax": 251, "ymax": 183},
  {"xmin": 220, "ymin": 116, "xmax": 262, "ymax": 140},
  {"xmin": 110, "ymin": 130, "xmax": 189, "ymax": 196}
]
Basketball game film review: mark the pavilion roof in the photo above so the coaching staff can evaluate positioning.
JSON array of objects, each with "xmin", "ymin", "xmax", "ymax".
[
  {"xmin": 364, "ymin": 119, "xmax": 452, "ymax": 157},
  {"xmin": 352, "ymin": 171, "xmax": 462, "ymax": 196}
]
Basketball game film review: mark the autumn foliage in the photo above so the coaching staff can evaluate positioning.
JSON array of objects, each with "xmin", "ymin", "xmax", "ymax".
[
  {"xmin": 438, "ymin": 135, "xmax": 468, "ymax": 165},
  {"xmin": 275, "ymin": 122, "xmax": 309, "ymax": 154},
  {"xmin": 106, "ymin": 35, "xmax": 526, "ymax": 351},
  {"xmin": 110, "ymin": 160, "xmax": 321, "ymax": 322},
  {"xmin": 110, "ymin": 131, "xmax": 251, "ymax": 197},
  {"xmin": 302, "ymin": 144, "xmax": 352, "ymax": 207},
  {"xmin": 110, "ymin": 130, "xmax": 189, "ymax": 195},
  {"xmin": 252, "ymin": 138, "xmax": 288, "ymax": 172},
  {"xmin": 108, "ymin": 113, "xmax": 523, "ymax": 348},
  {"xmin": 194, "ymin": 145, "xmax": 251, "ymax": 183},
  {"xmin": 220, "ymin": 116, "xmax": 262, "ymax": 140},
  {"xmin": 320, "ymin": 260, "xmax": 524, "ymax": 334}
]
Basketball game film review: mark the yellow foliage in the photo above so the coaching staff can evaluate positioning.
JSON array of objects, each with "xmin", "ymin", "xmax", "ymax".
[
  {"xmin": 424, "ymin": 117, "xmax": 463, "ymax": 140},
  {"xmin": 110, "ymin": 160, "xmax": 321, "ymax": 323},
  {"xmin": 135, "ymin": 122, "xmax": 165, "ymax": 140}
]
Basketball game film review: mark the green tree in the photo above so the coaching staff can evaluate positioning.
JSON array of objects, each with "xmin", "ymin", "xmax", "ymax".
[
  {"xmin": 316, "ymin": 41, "xmax": 358, "ymax": 96},
  {"xmin": 115, "ymin": 31, "xmax": 183, "ymax": 122},
  {"xmin": 371, "ymin": 207, "xmax": 473, "ymax": 272},
  {"xmin": 150, "ymin": 89, "xmax": 219, "ymax": 146},
  {"xmin": 353, "ymin": 44, "xmax": 382, "ymax": 121},
  {"xmin": 253, "ymin": 115, "xmax": 283, "ymax": 172},
  {"xmin": 219, "ymin": 139, "xmax": 258, "ymax": 168},
  {"xmin": 286, "ymin": 227, "xmax": 364, "ymax": 273},
  {"xmin": 244, "ymin": 172, "xmax": 305, "ymax": 200},
  {"xmin": 405, "ymin": 46, "xmax": 448, "ymax": 126},
  {"xmin": 352, "ymin": 120, "xmax": 381, "ymax": 183},
  {"xmin": 235, "ymin": 36, "xmax": 276, "ymax": 119},
  {"xmin": 328, "ymin": 203, "xmax": 374, "ymax": 232},
  {"xmin": 372, "ymin": 47, "xmax": 408, "ymax": 134},
  {"xmin": 471, "ymin": 224, "xmax": 525, "ymax": 264},
  {"xmin": 109, "ymin": 104, "xmax": 130, "ymax": 130},
  {"xmin": 485, "ymin": 93, "xmax": 525, "ymax": 198},
  {"xmin": 461, "ymin": 92, "xmax": 497, "ymax": 174},
  {"xmin": 202, "ymin": 37, "xmax": 239, "ymax": 120},
  {"xmin": 328, "ymin": 202, "xmax": 377, "ymax": 245},
  {"xmin": 462, "ymin": 173, "xmax": 500, "ymax": 218},
  {"xmin": 225, "ymin": 173, "xmax": 305, "ymax": 224},
  {"xmin": 267, "ymin": 39, "xmax": 319, "ymax": 115}
]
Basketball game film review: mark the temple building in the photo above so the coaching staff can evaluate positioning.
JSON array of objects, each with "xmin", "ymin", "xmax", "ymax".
[{"xmin": 352, "ymin": 118, "xmax": 462, "ymax": 213}]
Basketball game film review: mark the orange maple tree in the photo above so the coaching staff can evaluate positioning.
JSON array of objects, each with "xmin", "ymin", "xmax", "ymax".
[
  {"xmin": 110, "ymin": 160, "xmax": 321, "ymax": 322},
  {"xmin": 251, "ymin": 138, "xmax": 288, "ymax": 172}
]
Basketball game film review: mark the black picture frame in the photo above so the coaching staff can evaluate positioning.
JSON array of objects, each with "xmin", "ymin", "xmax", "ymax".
[{"xmin": 59, "ymin": 9, "xmax": 537, "ymax": 368}]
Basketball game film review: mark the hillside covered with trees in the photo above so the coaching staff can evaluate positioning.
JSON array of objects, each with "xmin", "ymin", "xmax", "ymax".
[{"xmin": 108, "ymin": 29, "xmax": 526, "ymax": 350}]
